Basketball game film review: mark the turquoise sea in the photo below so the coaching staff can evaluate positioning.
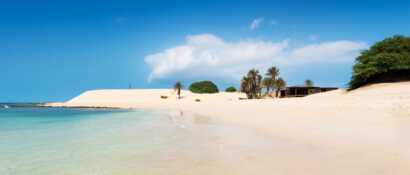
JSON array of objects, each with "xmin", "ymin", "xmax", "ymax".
[{"xmin": 0, "ymin": 104, "xmax": 278, "ymax": 175}]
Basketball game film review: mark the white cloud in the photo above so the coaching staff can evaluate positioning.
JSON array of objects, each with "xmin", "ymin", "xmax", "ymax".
[
  {"xmin": 250, "ymin": 18, "xmax": 264, "ymax": 30},
  {"xmin": 290, "ymin": 40, "xmax": 367, "ymax": 63},
  {"xmin": 144, "ymin": 33, "xmax": 367, "ymax": 82}
]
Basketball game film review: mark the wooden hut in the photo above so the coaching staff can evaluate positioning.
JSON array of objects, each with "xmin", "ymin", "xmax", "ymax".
[{"xmin": 279, "ymin": 86, "xmax": 338, "ymax": 98}]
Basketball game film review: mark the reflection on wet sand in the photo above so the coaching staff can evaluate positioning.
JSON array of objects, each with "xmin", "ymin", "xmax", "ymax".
[{"xmin": 167, "ymin": 110, "xmax": 212, "ymax": 127}]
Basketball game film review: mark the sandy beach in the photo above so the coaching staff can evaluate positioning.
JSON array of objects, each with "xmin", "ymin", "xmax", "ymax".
[{"xmin": 46, "ymin": 82, "xmax": 410, "ymax": 174}]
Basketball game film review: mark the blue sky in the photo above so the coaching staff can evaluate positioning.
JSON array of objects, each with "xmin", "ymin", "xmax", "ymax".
[{"xmin": 1, "ymin": 0, "xmax": 409, "ymax": 102}]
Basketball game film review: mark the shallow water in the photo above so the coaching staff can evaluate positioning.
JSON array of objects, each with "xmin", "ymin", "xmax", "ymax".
[{"xmin": 0, "ymin": 107, "xmax": 281, "ymax": 175}]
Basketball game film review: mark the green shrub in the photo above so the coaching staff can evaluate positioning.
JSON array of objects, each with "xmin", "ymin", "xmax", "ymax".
[
  {"xmin": 225, "ymin": 86, "xmax": 237, "ymax": 92},
  {"xmin": 188, "ymin": 81, "xmax": 219, "ymax": 93},
  {"xmin": 349, "ymin": 35, "xmax": 410, "ymax": 89}
]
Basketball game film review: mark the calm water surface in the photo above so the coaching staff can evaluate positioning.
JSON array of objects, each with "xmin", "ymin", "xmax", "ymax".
[{"xmin": 0, "ymin": 106, "xmax": 280, "ymax": 175}]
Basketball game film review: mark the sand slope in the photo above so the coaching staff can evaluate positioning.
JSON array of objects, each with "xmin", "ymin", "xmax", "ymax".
[
  {"xmin": 47, "ymin": 82, "xmax": 410, "ymax": 174},
  {"xmin": 48, "ymin": 89, "xmax": 248, "ymax": 108}
]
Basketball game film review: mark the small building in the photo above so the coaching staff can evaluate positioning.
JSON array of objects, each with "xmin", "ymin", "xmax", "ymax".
[{"xmin": 279, "ymin": 86, "xmax": 338, "ymax": 98}]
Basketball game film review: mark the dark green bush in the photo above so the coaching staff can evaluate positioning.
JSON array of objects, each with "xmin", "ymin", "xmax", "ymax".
[
  {"xmin": 349, "ymin": 35, "xmax": 410, "ymax": 89},
  {"xmin": 188, "ymin": 81, "xmax": 219, "ymax": 93},
  {"xmin": 225, "ymin": 86, "xmax": 237, "ymax": 92}
]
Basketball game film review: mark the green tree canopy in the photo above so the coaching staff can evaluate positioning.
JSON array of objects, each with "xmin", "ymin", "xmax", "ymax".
[
  {"xmin": 349, "ymin": 35, "xmax": 410, "ymax": 89},
  {"xmin": 188, "ymin": 81, "xmax": 219, "ymax": 93},
  {"xmin": 225, "ymin": 86, "xmax": 237, "ymax": 92},
  {"xmin": 304, "ymin": 79, "xmax": 313, "ymax": 87},
  {"xmin": 275, "ymin": 78, "xmax": 286, "ymax": 89}
]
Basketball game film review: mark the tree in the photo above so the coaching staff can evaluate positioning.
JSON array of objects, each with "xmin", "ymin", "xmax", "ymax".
[
  {"xmin": 225, "ymin": 86, "xmax": 237, "ymax": 92},
  {"xmin": 266, "ymin": 66, "xmax": 279, "ymax": 94},
  {"xmin": 174, "ymin": 81, "xmax": 183, "ymax": 99},
  {"xmin": 349, "ymin": 35, "xmax": 410, "ymax": 89},
  {"xmin": 275, "ymin": 77, "xmax": 286, "ymax": 97},
  {"xmin": 188, "ymin": 81, "xmax": 219, "ymax": 93},
  {"xmin": 248, "ymin": 69, "xmax": 263, "ymax": 98},
  {"xmin": 241, "ymin": 76, "xmax": 252, "ymax": 98},
  {"xmin": 304, "ymin": 79, "xmax": 313, "ymax": 87},
  {"xmin": 241, "ymin": 69, "xmax": 263, "ymax": 99},
  {"xmin": 266, "ymin": 66, "xmax": 279, "ymax": 81},
  {"xmin": 262, "ymin": 77, "xmax": 274, "ymax": 95}
]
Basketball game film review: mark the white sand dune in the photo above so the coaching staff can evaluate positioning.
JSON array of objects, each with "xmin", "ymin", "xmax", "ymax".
[
  {"xmin": 47, "ymin": 82, "xmax": 410, "ymax": 174},
  {"xmin": 48, "ymin": 89, "xmax": 248, "ymax": 109}
]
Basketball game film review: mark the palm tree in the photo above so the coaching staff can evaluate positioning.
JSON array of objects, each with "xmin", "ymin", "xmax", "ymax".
[
  {"xmin": 275, "ymin": 77, "xmax": 286, "ymax": 98},
  {"xmin": 241, "ymin": 76, "xmax": 252, "ymax": 99},
  {"xmin": 248, "ymin": 69, "xmax": 262, "ymax": 98},
  {"xmin": 262, "ymin": 77, "xmax": 274, "ymax": 96},
  {"xmin": 266, "ymin": 66, "xmax": 279, "ymax": 81},
  {"xmin": 266, "ymin": 66, "xmax": 280, "ymax": 96},
  {"xmin": 304, "ymin": 79, "xmax": 313, "ymax": 87},
  {"xmin": 174, "ymin": 81, "xmax": 183, "ymax": 99},
  {"xmin": 241, "ymin": 69, "xmax": 263, "ymax": 99}
]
